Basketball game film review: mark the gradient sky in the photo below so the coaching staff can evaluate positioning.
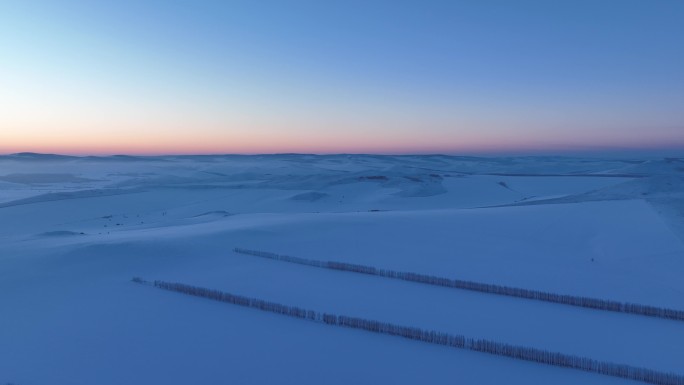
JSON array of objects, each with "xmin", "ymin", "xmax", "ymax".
[{"xmin": 1, "ymin": 0, "xmax": 683, "ymax": 155}]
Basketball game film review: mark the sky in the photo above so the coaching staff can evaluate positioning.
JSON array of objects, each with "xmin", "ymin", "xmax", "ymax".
[{"xmin": 0, "ymin": 0, "xmax": 683, "ymax": 155}]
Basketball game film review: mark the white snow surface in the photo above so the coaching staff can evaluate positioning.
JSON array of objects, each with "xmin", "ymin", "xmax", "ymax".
[{"xmin": 1, "ymin": 153, "xmax": 683, "ymax": 385}]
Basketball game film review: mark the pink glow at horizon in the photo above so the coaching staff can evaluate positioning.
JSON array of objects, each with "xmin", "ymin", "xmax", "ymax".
[
  {"xmin": 2, "ymin": 1, "xmax": 683, "ymax": 157},
  {"xmin": 3, "ymin": 132, "xmax": 684, "ymax": 156}
]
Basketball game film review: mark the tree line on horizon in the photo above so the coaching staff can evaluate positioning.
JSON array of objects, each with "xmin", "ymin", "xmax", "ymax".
[
  {"xmin": 132, "ymin": 277, "xmax": 684, "ymax": 385},
  {"xmin": 233, "ymin": 247, "xmax": 684, "ymax": 322}
]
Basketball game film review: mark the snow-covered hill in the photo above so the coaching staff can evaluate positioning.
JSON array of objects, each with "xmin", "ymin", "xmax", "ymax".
[{"xmin": 1, "ymin": 154, "xmax": 682, "ymax": 385}]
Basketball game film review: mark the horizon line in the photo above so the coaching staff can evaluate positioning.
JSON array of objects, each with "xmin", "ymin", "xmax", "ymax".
[{"xmin": 3, "ymin": 147, "xmax": 684, "ymax": 159}]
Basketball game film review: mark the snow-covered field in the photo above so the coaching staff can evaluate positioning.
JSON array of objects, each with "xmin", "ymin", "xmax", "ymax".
[{"xmin": 1, "ymin": 153, "xmax": 683, "ymax": 384}]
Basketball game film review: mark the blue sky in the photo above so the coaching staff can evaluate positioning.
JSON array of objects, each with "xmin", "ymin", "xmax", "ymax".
[{"xmin": 1, "ymin": 0, "xmax": 682, "ymax": 154}]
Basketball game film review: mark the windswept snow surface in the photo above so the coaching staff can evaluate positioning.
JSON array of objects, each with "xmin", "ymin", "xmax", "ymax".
[{"xmin": 1, "ymin": 154, "xmax": 683, "ymax": 385}]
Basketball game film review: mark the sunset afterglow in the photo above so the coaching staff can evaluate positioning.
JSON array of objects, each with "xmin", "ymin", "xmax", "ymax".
[{"xmin": 1, "ymin": 1, "xmax": 682, "ymax": 155}]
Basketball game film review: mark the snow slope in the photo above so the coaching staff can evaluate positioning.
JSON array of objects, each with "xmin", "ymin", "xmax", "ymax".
[{"xmin": 1, "ymin": 154, "xmax": 682, "ymax": 385}]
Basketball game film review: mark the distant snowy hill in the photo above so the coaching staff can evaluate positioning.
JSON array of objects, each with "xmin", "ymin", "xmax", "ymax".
[{"xmin": 1, "ymin": 154, "xmax": 683, "ymax": 385}]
